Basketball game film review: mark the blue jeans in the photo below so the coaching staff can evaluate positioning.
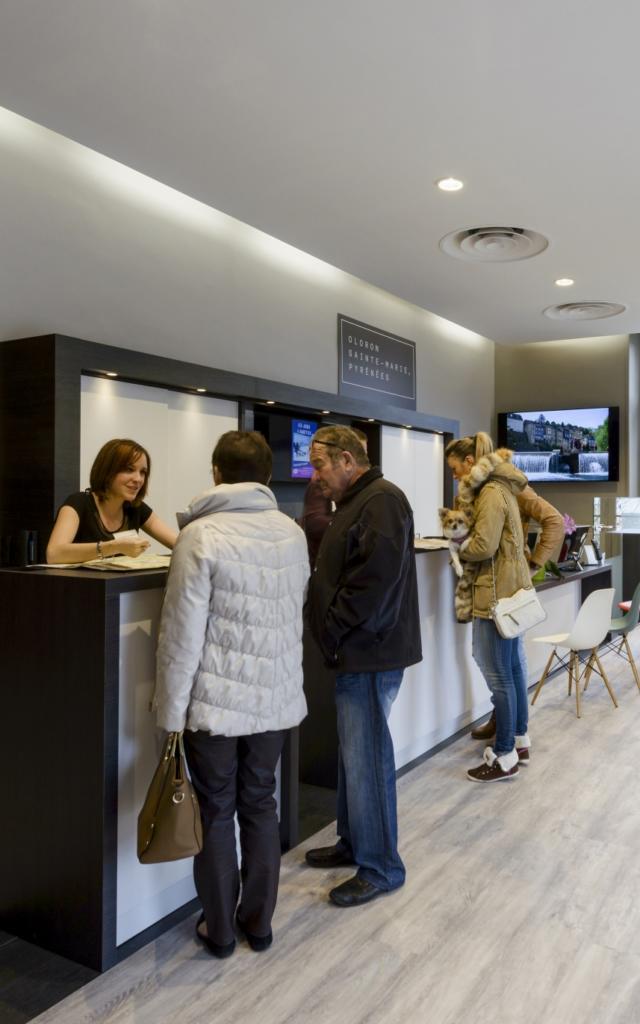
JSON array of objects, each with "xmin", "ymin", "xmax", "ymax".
[
  {"xmin": 472, "ymin": 619, "xmax": 528, "ymax": 756},
  {"xmin": 335, "ymin": 669, "xmax": 405, "ymax": 891}
]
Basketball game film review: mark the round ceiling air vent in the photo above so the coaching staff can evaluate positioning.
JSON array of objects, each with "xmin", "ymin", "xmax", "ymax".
[
  {"xmin": 439, "ymin": 226, "xmax": 549, "ymax": 262},
  {"xmin": 543, "ymin": 301, "xmax": 626, "ymax": 321}
]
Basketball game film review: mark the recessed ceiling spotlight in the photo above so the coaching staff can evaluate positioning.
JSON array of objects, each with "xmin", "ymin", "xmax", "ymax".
[
  {"xmin": 196, "ymin": 387, "xmax": 206, "ymax": 393},
  {"xmin": 105, "ymin": 371, "xmax": 118, "ymax": 377},
  {"xmin": 321, "ymin": 410, "xmax": 330, "ymax": 415},
  {"xmin": 404, "ymin": 425, "xmax": 412, "ymax": 430},
  {"xmin": 555, "ymin": 278, "xmax": 574, "ymax": 287},
  {"xmin": 367, "ymin": 418, "xmax": 375, "ymax": 423},
  {"xmin": 436, "ymin": 177, "xmax": 464, "ymax": 192},
  {"xmin": 266, "ymin": 400, "xmax": 276, "ymax": 405}
]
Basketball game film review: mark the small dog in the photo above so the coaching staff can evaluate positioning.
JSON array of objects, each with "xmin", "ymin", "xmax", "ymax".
[{"xmin": 438, "ymin": 507, "xmax": 474, "ymax": 578}]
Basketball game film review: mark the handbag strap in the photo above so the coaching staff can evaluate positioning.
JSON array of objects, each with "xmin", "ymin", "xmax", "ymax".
[{"xmin": 175, "ymin": 732, "xmax": 187, "ymax": 783}]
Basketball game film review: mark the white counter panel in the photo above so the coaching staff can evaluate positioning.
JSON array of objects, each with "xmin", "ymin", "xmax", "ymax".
[
  {"xmin": 116, "ymin": 587, "xmax": 280, "ymax": 946},
  {"xmin": 381, "ymin": 426, "xmax": 443, "ymax": 539},
  {"xmin": 389, "ymin": 552, "xmax": 487, "ymax": 768},
  {"xmin": 390, "ymin": 555, "xmax": 586, "ymax": 769},
  {"xmin": 117, "ymin": 588, "xmax": 197, "ymax": 946}
]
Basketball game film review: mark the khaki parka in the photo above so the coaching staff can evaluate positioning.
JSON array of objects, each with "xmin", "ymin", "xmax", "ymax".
[
  {"xmin": 518, "ymin": 486, "xmax": 564, "ymax": 568},
  {"xmin": 458, "ymin": 451, "xmax": 532, "ymax": 620}
]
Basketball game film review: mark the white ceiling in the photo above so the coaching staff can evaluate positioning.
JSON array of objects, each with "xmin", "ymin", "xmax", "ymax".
[{"xmin": 1, "ymin": 0, "xmax": 639, "ymax": 344}]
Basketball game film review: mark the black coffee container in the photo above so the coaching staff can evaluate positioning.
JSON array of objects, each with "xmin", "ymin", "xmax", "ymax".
[{"xmin": 16, "ymin": 530, "xmax": 39, "ymax": 566}]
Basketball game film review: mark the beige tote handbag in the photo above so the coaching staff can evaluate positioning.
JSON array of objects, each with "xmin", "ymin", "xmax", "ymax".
[{"xmin": 137, "ymin": 731, "xmax": 203, "ymax": 864}]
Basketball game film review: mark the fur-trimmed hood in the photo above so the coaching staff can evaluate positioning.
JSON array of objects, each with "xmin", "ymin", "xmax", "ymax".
[{"xmin": 458, "ymin": 448, "xmax": 528, "ymax": 508}]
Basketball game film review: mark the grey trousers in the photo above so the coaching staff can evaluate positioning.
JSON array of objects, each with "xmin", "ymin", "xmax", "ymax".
[{"xmin": 183, "ymin": 729, "xmax": 285, "ymax": 946}]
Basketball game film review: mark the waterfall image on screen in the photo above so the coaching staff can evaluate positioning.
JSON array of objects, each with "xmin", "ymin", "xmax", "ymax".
[{"xmin": 504, "ymin": 408, "xmax": 610, "ymax": 482}]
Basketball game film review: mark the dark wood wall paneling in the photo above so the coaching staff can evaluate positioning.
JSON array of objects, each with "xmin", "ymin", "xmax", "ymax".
[
  {"xmin": 0, "ymin": 570, "xmax": 109, "ymax": 967},
  {"xmin": 0, "ymin": 333, "xmax": 457, "ymax": 561},
  {"xmin": 0, "ymin": 337, "xmax": 57, "ymax": 562},
  {"xmin": 0, "ymin": 567, "xmax": 178, "ymax": 971}
]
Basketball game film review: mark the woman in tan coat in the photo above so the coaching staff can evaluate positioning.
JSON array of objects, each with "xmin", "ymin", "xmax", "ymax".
[
  {"xmin": 448, "ymin": 432, "xmax": 564, "ymax": 748},
  {"xmin": 446, "ymin": 433, "xmax": 542, "ymax": 781}
]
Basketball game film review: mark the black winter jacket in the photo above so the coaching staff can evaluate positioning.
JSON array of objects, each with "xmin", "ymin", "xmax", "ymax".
[{"xmin": 305, "ymin": 467, "xmax": 422, "ymax": 673}]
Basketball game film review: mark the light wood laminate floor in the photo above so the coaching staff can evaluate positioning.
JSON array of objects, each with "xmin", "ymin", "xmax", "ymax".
[{"xmin": 34, "ymin": 635, "xmax": 640, "ymax": 1024}]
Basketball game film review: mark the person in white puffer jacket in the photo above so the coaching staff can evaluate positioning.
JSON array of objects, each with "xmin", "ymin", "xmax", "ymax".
[{"xmin": 155, "ymin": 430, "xmax": 309, "ymax": 959}]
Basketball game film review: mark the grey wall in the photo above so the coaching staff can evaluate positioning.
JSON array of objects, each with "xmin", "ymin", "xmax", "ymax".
[
  {"xmin": 0, "ymin": 107, "xmax": 494, "ymax": 441},
  {"xmin": 495, "ymin": 333, "xmax": 629, "ymax": 526}
]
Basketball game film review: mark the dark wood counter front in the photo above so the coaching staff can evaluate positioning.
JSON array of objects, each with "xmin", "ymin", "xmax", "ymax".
[
  {"xmin": 0, "ymin": 565, "xmax": 301, "ymax": 970},
  {"xmin": 0, "ymin": 568, "xmax": 171, "ymax": 970}
]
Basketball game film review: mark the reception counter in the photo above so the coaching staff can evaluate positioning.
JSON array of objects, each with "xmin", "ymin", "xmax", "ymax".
[
  {"xmin": 0, "ymin": 556, "xmax": 612, "ymax": 970},
  {"xmin": 302, "ymin": 553, "xmax": 612, "ymax": 808},
  {"xmin": 0, "ymin": 566, "xmax": 177, "ymax": 969},
  {"xmin": 388, "ymin": 553, "xmax": 611, "ymax": 773}
]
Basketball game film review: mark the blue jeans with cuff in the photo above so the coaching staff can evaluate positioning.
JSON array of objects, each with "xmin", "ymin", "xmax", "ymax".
[
  {"xmin": 335, "ymin": 669, "xmax": 405, "ymax": 892},
  {"xmin": 472, "ymin": 617, "xmax": 528, "ymax": 755}
]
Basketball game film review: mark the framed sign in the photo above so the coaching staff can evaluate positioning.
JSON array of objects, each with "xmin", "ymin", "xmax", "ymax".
[{"xmin": 338, "ymin": 315, "xmax": 416, "ymax": 410}]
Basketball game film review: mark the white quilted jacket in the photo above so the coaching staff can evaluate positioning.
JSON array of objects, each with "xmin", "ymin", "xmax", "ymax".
[{"xmin": 155, "ymin": 482, "xmax": 310, "ymax": 736}]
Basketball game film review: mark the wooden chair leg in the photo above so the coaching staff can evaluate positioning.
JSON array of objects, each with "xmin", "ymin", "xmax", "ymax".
[
  {"xmin": 594, "ymin": 652, "xmax": 619, "ymax": 708},
  {"xmin": 623, "ymin": 635, "xmax": 640, "ymax": 693},
  {"xmin": 574, "ymin": 653, "xmax": 582, "ymax": 718},
  {"xmin": 532, "ymin": 649, "xmax": 557, "ymax": 705}
]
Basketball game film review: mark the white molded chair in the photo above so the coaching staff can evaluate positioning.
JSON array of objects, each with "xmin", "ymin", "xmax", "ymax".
[{"xmin": 530, "ymin": 588, "xmax": 616, "ymax": 718}]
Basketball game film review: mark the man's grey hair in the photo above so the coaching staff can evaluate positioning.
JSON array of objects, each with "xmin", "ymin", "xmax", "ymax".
[{"xmin": 311, "ymin": 426, "xmax": 370, "ymax": 468}]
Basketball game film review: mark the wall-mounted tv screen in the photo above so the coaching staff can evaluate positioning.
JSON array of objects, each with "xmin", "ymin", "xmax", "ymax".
[
  {"xmin": 291, "ymin": 418, "xmax": 317, "ymax": 479},
  {"xmin": 497, "ymin": 407, "xmax": 619, "ymax": 483}
]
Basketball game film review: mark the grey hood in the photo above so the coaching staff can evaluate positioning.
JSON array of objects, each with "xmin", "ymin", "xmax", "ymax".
[{"xmin": 176, "ymin": 482, "xmax": 278, "ymax": 529}]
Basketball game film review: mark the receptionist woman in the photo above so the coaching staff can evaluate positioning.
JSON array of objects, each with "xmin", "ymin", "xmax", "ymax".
[{"xmin": 46, "ymin": 438, "xmax": 177, "ymax": 564}]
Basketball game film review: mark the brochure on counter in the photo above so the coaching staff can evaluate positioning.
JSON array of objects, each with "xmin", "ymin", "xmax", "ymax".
[{"xmin": 33, "ymin": 553, "xmax": 172, "ymax": 571}]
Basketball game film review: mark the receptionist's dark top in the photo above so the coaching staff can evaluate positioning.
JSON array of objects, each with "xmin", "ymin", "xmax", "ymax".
[{"xmin": 61, "ymin": 490, "xmax": 153, "ymax": 543}]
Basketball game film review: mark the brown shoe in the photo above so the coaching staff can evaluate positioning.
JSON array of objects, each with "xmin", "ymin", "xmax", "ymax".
[
  {"xmin": 305, "ymin": 844, "xmax": 355, "ymax": 868},
  {"xmin": 467, "ymin": 747, "xmax": 519, "ymax": 783},
  {"xmin": 471, "ymin": 710, "xmax": 496, "ymax": 741}
]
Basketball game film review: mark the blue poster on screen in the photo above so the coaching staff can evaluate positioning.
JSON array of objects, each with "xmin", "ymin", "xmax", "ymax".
[{"xmin": 291, "ymin": 419, "xmax": 316, "ymax": 479}]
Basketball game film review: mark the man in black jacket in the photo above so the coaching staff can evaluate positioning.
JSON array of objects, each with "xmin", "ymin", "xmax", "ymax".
[{"xmin": 304, "ymin": 426, "xmax": 422, "ymax": 907}]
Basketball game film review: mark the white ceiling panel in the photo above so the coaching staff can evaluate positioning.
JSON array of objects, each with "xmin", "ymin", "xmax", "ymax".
[{"xmin": 1, "ymin": 0, "xmax": 638, "ymax": 342}]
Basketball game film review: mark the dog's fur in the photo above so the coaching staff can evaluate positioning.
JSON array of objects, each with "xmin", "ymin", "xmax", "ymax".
[
  {"xmin": 438, "ymin": 507, "xmax": 473, "ymax": 578},
  {"xmin": 439, "ymin": 506, "xmax": 476, "ymax": 622}
]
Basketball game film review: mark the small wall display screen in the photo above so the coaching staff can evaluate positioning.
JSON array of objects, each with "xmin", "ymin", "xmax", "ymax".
[
  {"xmin": 291, "ymin": 419, "xmax": 317, "ymax": 479},
  {"xmin": 497, "ymin": 407, "xmax": 619, "ymax": 482}
]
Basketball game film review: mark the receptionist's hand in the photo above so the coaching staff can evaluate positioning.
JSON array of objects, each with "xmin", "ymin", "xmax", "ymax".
[{"xmin": 117, "ymin": 536, "xmax": 151, "ymax": 558}]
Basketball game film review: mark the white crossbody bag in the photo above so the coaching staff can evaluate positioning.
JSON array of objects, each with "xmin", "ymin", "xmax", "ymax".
[{"xmin": 489, "ymin": 490, "xmax": 547, "ymax": 639}]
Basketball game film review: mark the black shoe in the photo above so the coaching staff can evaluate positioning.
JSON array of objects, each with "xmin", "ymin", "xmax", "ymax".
[
  {"xmin": 236, "ymin": 915, "xmax": 273, "ymax": 952},
  {"xmin": 329, "ymin": 875, "xmax": 386, "ymax": 907},
  {"xmin": 471, "ymin": 710, "xmax": 496, "ymax": 741},
  {"xmin": 305, "ymin": 844, "xmax": 356, "ymax": 868},
  {"xmin": 195, "ymin": 913, "xmax": 236, "ymax": 959}
]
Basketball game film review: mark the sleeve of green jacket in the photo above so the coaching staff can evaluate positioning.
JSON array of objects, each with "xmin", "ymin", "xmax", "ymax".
[{"xmin": 517, "ymin": 485, "xmax": 565, "ymax": 567}]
